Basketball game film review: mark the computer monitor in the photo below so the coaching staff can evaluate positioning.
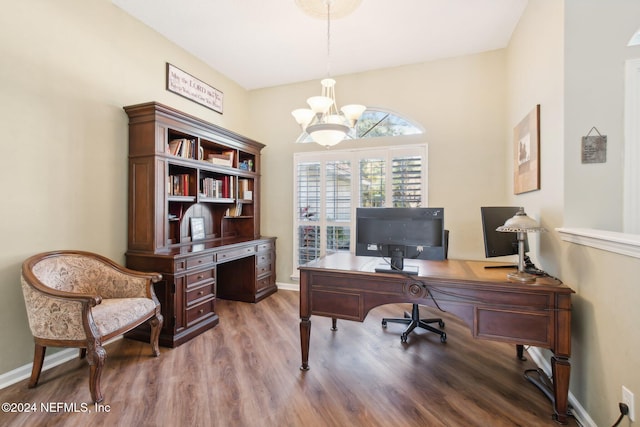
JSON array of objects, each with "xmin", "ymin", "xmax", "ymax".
[
  {"xmin": 356, "ymin": 207, "xmax": 446, "ymax": 274},
  {"xmin": 480, "ymin": 206, "xmax": 529, "ymax": 258}
]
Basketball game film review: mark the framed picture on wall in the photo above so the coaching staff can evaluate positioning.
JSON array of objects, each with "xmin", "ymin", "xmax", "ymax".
[{"xmin": 513, "ymin": 104, "xmax": 540, "ymax": 194}]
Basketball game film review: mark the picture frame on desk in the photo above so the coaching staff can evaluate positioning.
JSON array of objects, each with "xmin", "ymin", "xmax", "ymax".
[
  {"xmin": 190, "ymin": 217, "xmax": 205, "ymax": 240},
  {"xmin": 513, "ymin": 104, "xmax": 540, "ymax": 194}
]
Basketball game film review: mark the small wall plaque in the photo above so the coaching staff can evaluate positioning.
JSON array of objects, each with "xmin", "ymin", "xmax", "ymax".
[
  {"xmin": 581, "ymin": 127, "xmax": 607, "ymax": 164},
  {"xmin": 166, "ymin": 63, "xmax": 223, "ymax": 114}
]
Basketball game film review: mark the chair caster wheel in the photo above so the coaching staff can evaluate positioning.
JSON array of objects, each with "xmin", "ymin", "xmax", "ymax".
[
  {"xmin": 438, "ymin": 320, "xmax": 445, "ymax": 328},
  {"xmin": 381, "ymin": 320, "xmax": 387, "ymax": 328},
  {"xmin": 401, "ymin": 334, "xmax": 408, "ymax": 343},
  {"xmin": 440, "ymin": 333, "xmax": 447, "ymax": 343}
]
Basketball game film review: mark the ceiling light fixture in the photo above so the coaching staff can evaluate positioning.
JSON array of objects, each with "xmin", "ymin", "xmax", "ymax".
[{"xmin": 292, "ymin": 0, "xmax": 366, "ymax": 148}]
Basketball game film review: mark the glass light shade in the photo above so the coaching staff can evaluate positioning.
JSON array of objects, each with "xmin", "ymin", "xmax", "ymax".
[
  {"xmin": 306, "ymin": 123, "xmax": 349, "ymax": 147},
  {"xmin": 291, "ymin": 108, "xmax": 315, "ymax": 130},
  {"xmin": 306, "ymin": 96, "xmax": 334, "ymax": 114},
  {"xmin": 496, "ymin": 208, "xmax": 547, "ymax": 233},
  {"xmin": 341, "ymin": 104, "xmax": 366, "ymax": 126}
]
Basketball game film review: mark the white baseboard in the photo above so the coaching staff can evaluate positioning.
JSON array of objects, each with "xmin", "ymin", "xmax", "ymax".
[
  {"xmin": 527, "ymin": 347, "xmax": 594, "ymax": 427},
  {"xmin": 276, "ymin": 281, "xmax": 299, "ymax": 291},
  {"xmin": 0, "ymin": 336, "xmax": 122, "ymax": 390}
]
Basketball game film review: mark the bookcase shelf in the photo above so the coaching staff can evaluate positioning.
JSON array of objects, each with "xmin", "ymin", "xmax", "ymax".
[{"xmin": 124, "ymin": 102, "xmax": 276, "ymax": 347}]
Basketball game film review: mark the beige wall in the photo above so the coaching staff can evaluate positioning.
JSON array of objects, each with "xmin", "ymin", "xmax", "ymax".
[
  {"xmin": 564, "ymin": 1, "xmax": 640, "ymax": 231},
  {"xmin": 508, "ymin": 1, "xmax": 640, "ymax": 426},
  {"xmin": 0, "ymin": 0, "xmax": 251, "ymax": 372},
  {"xmin": 1, "ymin": 1, "xmax": 639, "ymax": 426},
  {"xmin": 561, "ymin": 1, "xmax": 640, "ymax": 425},
  {"xmin": 251, "ymin": 51, "xmax": 510, "ymax": 281}
]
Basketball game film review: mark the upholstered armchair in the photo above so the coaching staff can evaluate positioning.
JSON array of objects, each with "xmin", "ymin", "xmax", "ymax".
[{"xmin": 20, "ymin": 250, "xmax": 163, "ymax": 403}]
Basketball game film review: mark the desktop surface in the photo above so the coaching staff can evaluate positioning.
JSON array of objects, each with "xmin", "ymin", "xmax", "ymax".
[
  {"xmin": 302, "ymin": 253, "xmax": 565, "ymax": 289},
  {"xmin": 298, "ymin": 252, "xmax": 575, "ymax": 423}
]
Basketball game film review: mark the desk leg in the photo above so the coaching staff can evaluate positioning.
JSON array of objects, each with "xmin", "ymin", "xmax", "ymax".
[
  {"xmin": 551, "ymin": 356, "xmax": 571, "ymax": 425},
  {"xmin": 300, "ymin": 317, "xmax": 311, "ymax": 371},
  {"xmin": 516, "ymin": 344, "xmax": 527, "ymax": 361}
]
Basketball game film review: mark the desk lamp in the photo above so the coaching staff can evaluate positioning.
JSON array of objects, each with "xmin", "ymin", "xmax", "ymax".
[{"xmin": 496, "ymin": 208, "xmax": 547, "ymax": 283}]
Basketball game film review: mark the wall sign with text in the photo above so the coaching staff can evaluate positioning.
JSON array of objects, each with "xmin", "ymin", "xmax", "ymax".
[{"xmin": 166, "ymin": 63, "xmax": 223, "ymax": 114}]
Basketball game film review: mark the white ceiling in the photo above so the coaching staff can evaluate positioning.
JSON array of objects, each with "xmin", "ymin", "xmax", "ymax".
[{"xmin": 111, "ymin": 0, "xmax": 528, "ymax": 90}]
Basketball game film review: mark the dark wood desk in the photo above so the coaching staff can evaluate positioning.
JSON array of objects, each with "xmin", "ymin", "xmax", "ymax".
[{"xmin": 299, "ymin": 253, "xmax": 574, "ymax": 424}]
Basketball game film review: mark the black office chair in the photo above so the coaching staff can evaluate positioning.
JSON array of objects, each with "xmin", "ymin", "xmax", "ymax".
[{"xmin": 381, "ymin": 230, "xmax": 448, "ymax": 344}]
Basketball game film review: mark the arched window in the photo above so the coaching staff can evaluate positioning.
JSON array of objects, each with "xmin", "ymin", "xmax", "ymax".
[
  {"xmin": 356, "ymin": 108, "xmax": 424, "ymax": 138},
  {"xmin": 295, "ymin": 108, "xmax": 423, "ymax": 143}
]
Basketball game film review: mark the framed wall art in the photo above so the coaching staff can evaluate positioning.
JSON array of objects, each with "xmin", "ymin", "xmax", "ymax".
[
  {"xmin": 166, "ymin": 63, "xmax": 223, "ymax": 114},
  {"xmin": 513, "ymin": 105, "xmax": 540, "ymax": 194}
]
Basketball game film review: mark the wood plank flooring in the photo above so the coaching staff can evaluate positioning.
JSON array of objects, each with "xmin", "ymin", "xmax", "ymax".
[{"xmin": 0, "ymin": 290, "xmax": 578, "ymax": 426}]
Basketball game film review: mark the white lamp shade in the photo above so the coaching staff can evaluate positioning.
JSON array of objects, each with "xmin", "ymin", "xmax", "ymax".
[
  {"xmin": 307, "ymin": 96, "xmax": 334, "ymax": 114},
  {"xmin": 291, "ymin": 108, "xmax": 315, "ymax": 130},
  {"xmin": 341, "ymin": 104, "xmax": 366, "ymax": 124},
  {"xmin": 496, "ymin": 208, "xmax": 547, "ymax": 233},
  {"xmin": 307, "ymin": 123, "xmax": 349, "ymax": 147}
]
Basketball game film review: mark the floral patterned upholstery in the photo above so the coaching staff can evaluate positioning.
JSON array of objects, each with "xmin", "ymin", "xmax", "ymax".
[
  {"xmin": 21, "ymin": 254, "xmax": 156, "ymax": 341},
  {"xmin": 20, "ymin": 250, "xmax": 163, "ymax": 403}
]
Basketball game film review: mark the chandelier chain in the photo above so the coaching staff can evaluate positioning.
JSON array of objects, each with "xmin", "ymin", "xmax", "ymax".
[{"xmin": 326, "ymin": 0, "xmax": 331, "ymax": 78}]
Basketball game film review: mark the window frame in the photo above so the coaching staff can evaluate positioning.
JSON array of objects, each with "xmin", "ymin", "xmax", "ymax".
[{"xmin": 292, "ymin": 144, "xmax": 428, "ymax": 278}]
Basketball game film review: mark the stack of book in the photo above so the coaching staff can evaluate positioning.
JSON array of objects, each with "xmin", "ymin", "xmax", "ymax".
[
  {"xmin": 168, "ymin": 174, "xmax": 191, "ymax": 196},
  {"xmin": 200, "ymin": 176, "xmax": 234, "ymax": 199},
  {"xmin": 168, "ymin": 138, "xmax": 197, "ymax": 159},
  {"xmin": 206, "ymin": 150, "xmax": 234, "ymax": 167}
]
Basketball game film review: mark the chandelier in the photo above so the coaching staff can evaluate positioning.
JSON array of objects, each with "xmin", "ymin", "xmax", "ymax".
[{"xmin": 292, "ymin": 0, "xmax": 366, "ymax": 148}]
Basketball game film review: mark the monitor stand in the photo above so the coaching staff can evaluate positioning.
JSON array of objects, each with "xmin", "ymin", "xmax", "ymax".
[{"xmin": 375, "ymin": 264, "xmax": 419, "ymax": 275}]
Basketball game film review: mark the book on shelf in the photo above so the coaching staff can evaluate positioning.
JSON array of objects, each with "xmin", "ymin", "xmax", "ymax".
[
  {"xmin": 168, "ymin": 173, "xmax": 191, "ymax": 196},
  {"xmin": 206, "ymin": 150, "xmax": 234, "ymax": 167},
  {"xmin": 168, "ymin": 138, "xmax": 196, "ymax": 159},
  {"xmin": 168, "ymin": 204, "xmax": 183, "ymax": 221},
  {"xmin": 200, "ymin": 176, "xmax": 235, "ymax": 199},
  {"xmin": 238, "ymin": 179, "xmax": 252, "ymax": 200},
  {"xmin": 227, "ymin": 201, "xmax": 243, "ymax": 217}
]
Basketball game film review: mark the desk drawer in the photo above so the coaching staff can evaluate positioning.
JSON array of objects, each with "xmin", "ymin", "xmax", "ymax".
[
  {"xmin": 186, "ymin": 254, "xmax": 215, "ymax": 270},
  {"xmin": 257, "ymin": 242, "xmax": 273, "ymax": 252},
  {"xmin": 256, "ymin": 262, "xmax": 273, "ymax": 277},
  {"xmin": 256, "ymin": 251, "xmax": 273, "ymax": 266},
  {"xmin": 474, "ymin": 307, "xmax": 551, "ymax": 347},
  {"xmin": 186, "ymin": 297, "xmax": 215, "ymax": 327},
  {"xmin": 217, "ymin": 245, "xmax": 256, "ymax": 262},
  {"xmin": 186, "ymin": 282, "xmax": 215, "ymax": 305},
  {"xmin": 256, "ymin": 275, "xmax": 273, "ymax": 294},
  {"xmin": 186, "ymin": 268, "xmax": 215, "ymax": 287}
]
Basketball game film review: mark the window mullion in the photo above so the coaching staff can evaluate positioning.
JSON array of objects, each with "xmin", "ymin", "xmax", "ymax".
[{"xmin": 319, "ymin": 159, "xmax": 327, "ymax": 258}]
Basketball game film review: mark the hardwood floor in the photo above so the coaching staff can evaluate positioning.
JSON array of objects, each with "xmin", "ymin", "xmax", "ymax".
[{"xmin": 0, "ymin": 290, "xmax": 578, "ymax": 426}]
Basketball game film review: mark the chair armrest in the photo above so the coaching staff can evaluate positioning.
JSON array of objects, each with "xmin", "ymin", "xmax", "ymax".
[{"xmin": 93, "ymin": 261, "xmax": 162, "ymax": 300}]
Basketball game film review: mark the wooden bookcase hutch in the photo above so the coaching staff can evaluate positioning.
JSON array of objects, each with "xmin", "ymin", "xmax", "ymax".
[{"xmin": 124, "ymin": 102, "xmax": 276, "ymax": 347}]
